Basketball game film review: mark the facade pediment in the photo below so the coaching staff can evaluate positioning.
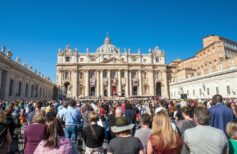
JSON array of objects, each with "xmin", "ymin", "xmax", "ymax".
[{"xmin": 101, "ymin": 57, "xmax": 126, "ymax": 64}]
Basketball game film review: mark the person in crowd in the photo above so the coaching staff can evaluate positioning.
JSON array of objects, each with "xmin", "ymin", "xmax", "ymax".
[
  {"xmin": 0, "ymin": 110, "xmax": 12, "ymax": 154},
  {"xmin": 5, "ymin": 108, "xmax": 16, "ymax": 138},
  {"xmin": 24, "ymin": 111, "xmax": 46, "ymax": 154},
  {"xmin": 121, "ymin": 101, "xmax": 126, "ymax": 113},
  {"xmin": 175, "ymin": 106, "xmax": 196, "ymax": 154},
  {"xmin": 107, "ymin": 117, "xmax": 144, "ymax": 154},
  {"xmin": 19, "ymin": 110, "xmax": 26, "ymax": 125},
  {"xmin": 45, "ymin": 107, "xmax": 57, "ymax": 119},
  {"xmin": 134, "ymin": 114, "xmax": 152, "ymax": 153},
  {"xmin": 12, "ymin": 106, "xmax": 21, "ymax": 128},
  {"xmin": 34, "ymin": 117, "xmax": 78, "ymax": 154},
  {"xmin": 82, "ymin": 103, "xmax": 91, "ymax": 127},
  {"xmin": 124, "ymin": 102, "xmax": 136, "ymax": 135},
  {"xmin": 184, "ymin": 107, "xmax": 227, "ymax": 154},
  {"xmin": 102, "ymin": 101, "xmax": 109, "ymax": 115},
  {"xmin": 155, "ymin": 100, "xmax": 167, "ymax": 114},
  {"xmin": 231, "ymin": 103, "xmax": 237, "ymax": 118},
  {"xmin": 168, "ymin": 101, "xmax": 176, "ymax": 120},
  {"xmin": 147, "ymin": 111, "xmax": 183, "ymax": 154},
  {"xmin": 209, "ymin": 94, "xmax": 235, "ymax": 132},
  {"xmin": 176, "ymin": 106, "xmax": 195, "ymax": 136},
  {"xmin": 64, "ymin": 100, "xmax": 81, "ymax": 144},
  {"xmin": 27, "ymin": 101, "xmax": 43, "ymax": 124},
  {"xmin": 108, "ymin": 107, "xmax": 123, "ymax": 139},
  {"xmin": 174, "ymin": 104, "xmax": 184, "ymax": 122},
  {"xmin": 226, "ymin": 120, "xmax": 237, "ymax": 154},
  {"xmin": 57, "ymin": 101, "xmax": 68, "ymax": 126},
  {"xmin": 83, "ymin": 111, "xmax": 105, "ymax": 154}
]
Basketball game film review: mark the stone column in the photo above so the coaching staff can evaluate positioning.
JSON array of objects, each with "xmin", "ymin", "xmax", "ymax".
[
  {"xmin": 149, "ymin": 70, "xmax": 155, "ymax": 96},
  {"xmin": 21, "ymin": 80, "xmax": 25, "ymax": 99},
  {"xmin": 5, "ymin": 73, "xmax": 10, "ymax": 99},
  {"xmin": 96, "ymin": 71, "xmax": 100, "ymax": 97},
  {"xmin": 0, "ymin": 69, "xmax": 2, "ymax": 91},
  {"xmin": 125, "ymin": 70, "xmax": 129, "ymax": 97},
  {"xmin": 138, "ymin": 70, "xmax": 143, "ymax": 96},
  {"xmin": 14, "ymin": 78, "xmax": 18, "ymax": 99},
  {"xmin": 162, "ymin": 70, "xmax": 168, "ymax": 98},
  {"xmin": 28, "ymin": 82, "xmax": 31, "ymax": 99},
  {"xmin": 118, "ymin": 70, "xmax": 121, "ymax": 96},
  {"xmin": 108, "ymin": 70, "xmax": 111, "ymax": 97},
  {"xmin": 129, "ymin": 71, "xmax": 132, "ymax": 96},
  {"xmin": 100, "ymin": 70, "xmax": 104, "ymax": 97},
  {"xmin": 72, "ymin": 70, "xmax": 78, "ymax": 99},
  {"xmin": 85, "ymin": 70, "xmax": 89, "ymax": 96}
]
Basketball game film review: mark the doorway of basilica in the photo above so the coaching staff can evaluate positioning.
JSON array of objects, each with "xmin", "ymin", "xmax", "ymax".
[
  {"xmin": 104, "ymin": 89, "xmax": 108, "ymax": 97},
  {"xmin": 90, "ymin": 87, "xmax": 95, "ymax": 96},
  {"xmin": 132, "ymin": 87, "xmax": 138, "ymax": 95},
  {"xmin": 156, "ymin": 82, "xmax": 162, "ymax": 96}
]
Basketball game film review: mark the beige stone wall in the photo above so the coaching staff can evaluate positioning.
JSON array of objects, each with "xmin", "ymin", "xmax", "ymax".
[
  {"xmin": 0, "ymin": 51, "xmax": 53, "ymax": 100},
  {"xmin": 168, "ymin": 35, "xmax": 237, "ymax": 98}
]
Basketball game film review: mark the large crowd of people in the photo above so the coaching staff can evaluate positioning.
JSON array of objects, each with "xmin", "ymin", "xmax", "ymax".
[{"xmin": 0, "ymin": 94, "xmax": 237, "ymax": 154}]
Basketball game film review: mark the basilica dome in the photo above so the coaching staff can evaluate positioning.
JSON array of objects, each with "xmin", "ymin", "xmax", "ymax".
[{"xmin": 96, "ymin": 36, "xmax": 119, "ymax": 54}]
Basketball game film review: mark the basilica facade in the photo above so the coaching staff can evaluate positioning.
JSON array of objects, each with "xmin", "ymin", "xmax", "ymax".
[{"xmin": 56, "ymin": 36, "xmax": 169, "ymax": 99}]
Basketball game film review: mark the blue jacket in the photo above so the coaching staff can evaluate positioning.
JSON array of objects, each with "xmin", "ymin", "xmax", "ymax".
[
  {"xmin": 63, "ymin": 106, "xmax": 81, "ymax": 125},
  {"xmin": 209, "ymin": 103, "xmax": 234, "ymax": 132}
]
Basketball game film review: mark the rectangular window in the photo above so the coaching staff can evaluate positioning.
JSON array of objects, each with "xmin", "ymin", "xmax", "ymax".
[
  {"xmin": 207, "ymin": 88, "xmax": 210, "ymax": 95},
  {"xmin": 91, "ymin": 58, "xmax": 96, "ymax": 62},
  {"xmin": 65, "ymin": 56, "xmax": 70, "ymax": 62},
  {"xmin": 199, "ymin": 89, "xmax": 202, "ymax": 96},
  {"xmin": 133, "ymin": 58, "xmax": 136, "ymax": 62},
  {"xmin": 227, "ymin": 86, "xmax": 231, "ymax": 95},
  {"xmin": 103, "ymin": 71, "xmax": 107, "ymax": 78},
  {"xmin": 65, "ymin": 72, "xmax": 69, "ymax": 80},
  {"xmin": 80, "ymin": 58, "xmax": 84, "ymax": 62},
  {"xmin": 187, "ymin": 90, "xmax": 189, "ymax": 96},
  {"xmin": 193, "ymin": 90, "xmax": 195, "ymax": 96},
  {"xmin": 121, "ymin": 71, "xmax": 125, "ymax": 78}
]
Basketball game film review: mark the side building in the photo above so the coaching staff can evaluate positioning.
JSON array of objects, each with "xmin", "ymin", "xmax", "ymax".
[
  {"xmin": 168, "ymin": 35, "xmax": 237, "ymax": 99},
  {"xmin": 56, "ymin": 36, "xmax": 169, "ymax": 99},
  {"xmin": 0, "ymin": 48, "xmax": 54, "ymax": 100}
]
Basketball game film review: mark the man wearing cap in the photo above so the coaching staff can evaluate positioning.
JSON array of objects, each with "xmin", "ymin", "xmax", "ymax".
[{"xmin": 107, "ymin": 117, "xmax": 144, "ymax": 154}]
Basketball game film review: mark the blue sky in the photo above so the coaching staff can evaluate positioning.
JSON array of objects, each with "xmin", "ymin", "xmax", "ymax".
[{"xmin": 1, "ymin": 0, "xmax": 237, "ymax": 82}]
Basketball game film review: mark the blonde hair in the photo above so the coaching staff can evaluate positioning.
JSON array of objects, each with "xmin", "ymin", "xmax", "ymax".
[
  {"xmin": 0, "ymin": 110, "xmax": 6, "ymax": 123},
  {"xmin": 88, "ymin": 111, "xmax": 99, "ymax": 122},
  {"xmin": 152, "ymin": 111, "xmax": 177, "ymax": 148},
  {"xmin": 226, "ymin": 121, "xmax": 237, "ymax": 140},
  {"xmin": 32, "ymin": 111, "xmax": 45, "ymax": 124}
]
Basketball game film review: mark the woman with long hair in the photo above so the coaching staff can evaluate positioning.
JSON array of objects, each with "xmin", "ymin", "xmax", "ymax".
[
  {"xmin": 83, "ymin": 111, "xmax": 105, "ymax": 154},
  {"xmin": 24, "ymin": 111, "xmax": 46, "ymax": 154},
  {"xmin": 34, "ymin": 117, "xmax": 78, "ymax": 154},
  {"xmin": 147, "ymin": 111, "xmax": 183, "ymax": 154}
]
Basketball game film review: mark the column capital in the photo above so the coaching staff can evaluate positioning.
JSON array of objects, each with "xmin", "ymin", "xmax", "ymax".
[{"xmin": 72, "ymin": 69, "xmax": 78, "ymax": 73}]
